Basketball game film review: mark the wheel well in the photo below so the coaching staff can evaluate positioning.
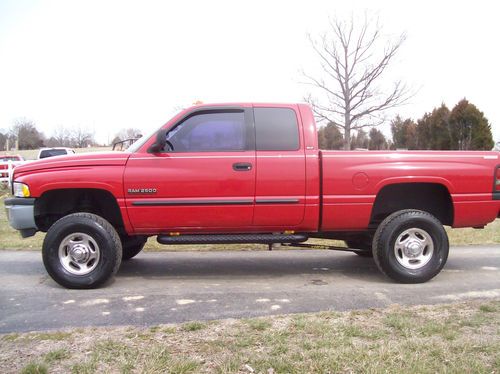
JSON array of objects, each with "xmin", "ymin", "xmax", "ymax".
[
  {"xmin": 35, "ymin": 189, "xmax": 124, "ymax": 233},
  {"xmin": 370, "ymin": 183, "xmax": 453, "ymax": 226}
]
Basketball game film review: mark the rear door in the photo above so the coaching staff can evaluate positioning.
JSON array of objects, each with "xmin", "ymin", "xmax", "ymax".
[
  {"xmin": 253, "ymin": 105, "xmax": 306, "ymax": 226},
  {"xmin": 124, "ymin": 107, "xmax": 256, "ymax": 232}
]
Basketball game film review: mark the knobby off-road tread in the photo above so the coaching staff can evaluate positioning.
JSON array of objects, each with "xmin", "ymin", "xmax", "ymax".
[
  {"xmin": 372, "ymin": 209, "xmax": 448, "ymax": 283},
  {"xmin": 43, "ymin": 212, "xmax": 122, "ymax": 288}
]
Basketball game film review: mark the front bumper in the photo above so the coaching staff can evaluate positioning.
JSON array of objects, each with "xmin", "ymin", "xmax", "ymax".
[{"xmin": 4, "ymin": 197, "xmax": 38, "ymax": 237}]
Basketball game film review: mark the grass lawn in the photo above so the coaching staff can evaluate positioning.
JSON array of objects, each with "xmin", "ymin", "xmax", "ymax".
[{"xmin": 1, "ymin": 300, "xmax": 498, "ymax": 373}]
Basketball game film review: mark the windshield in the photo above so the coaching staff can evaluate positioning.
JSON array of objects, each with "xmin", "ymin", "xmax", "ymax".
[
  {"xmin": 126, "ymin": 126, "xmax": 162, "ymax": 153},
  {"xmin": 0, "ymin": 156, "xmax": 22, "ymax": 162},
  {"xmin": 39, "ymin": 149, "xmax": 68, "ymax": 158}
]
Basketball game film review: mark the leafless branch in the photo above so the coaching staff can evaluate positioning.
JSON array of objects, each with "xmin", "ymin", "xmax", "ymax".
[{"xmin": 302, "ymin": 14, "xmax": 411, "ymax": 149}]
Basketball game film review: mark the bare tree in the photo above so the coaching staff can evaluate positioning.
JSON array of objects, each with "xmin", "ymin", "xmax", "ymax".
[
  {"xmin": 303, "ymin": 15, "xmax": 411, "ymax": 149},
  {"xmin": 70, "ymin": 126, "xmax": 95, "ymax": 148},
  {"xmin": 115, "ymin": 128, "xmax": 142, "ymax": 142},
  {"xmin": 52, "ymin": 126, "xmax": 72, "ymax": 147},
  {"xmin": 0, "ymin": 131, "xmax": 6, "ymax": 151},
  {"xmin": 10, "ymin": 118, "xmax": 45, "ymax": 150}
]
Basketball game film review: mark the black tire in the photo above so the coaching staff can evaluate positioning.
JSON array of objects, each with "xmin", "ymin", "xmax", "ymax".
[
  {"xmin": 42, "ymin": 213, "xmax": 122, "ymax": 289},
  {"xmin": 345, "ymin": 239, "xmax": 373, "ymax": 257},
  {"xmin": 373, "ymin": 209, "xmax": 449, "ymax": 283},
  {"xmin": 121, "ymin": 235, "xmax": 147, "ymax": 260}
]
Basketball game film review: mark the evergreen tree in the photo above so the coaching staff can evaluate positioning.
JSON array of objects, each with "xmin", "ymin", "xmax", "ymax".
[
  {"xmin": 448, "ymin": 99, "xmax": 494, "ymax": 150},
  {"xmin": 318, "ymin": 122, "xmax": 344, "ymax": 150},
  {"xmin": 368, "ymin": 128, "xmax": 388, "ymax": 150},
  {"xmin": 352, "ymin": 129, "xmax": 369, "ymax": 149},
  {"xmin": 391, "ymin": 116, "xmax": 418, "ymax": 149},
  {"xmin": 417, "ymin": 104, "xmax": 451, "ymax": 150}
]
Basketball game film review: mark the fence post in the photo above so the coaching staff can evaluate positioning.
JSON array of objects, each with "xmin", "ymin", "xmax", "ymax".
[{"xmin": 7, "ymin": 160, "xmax": 13, "ymax": 189}]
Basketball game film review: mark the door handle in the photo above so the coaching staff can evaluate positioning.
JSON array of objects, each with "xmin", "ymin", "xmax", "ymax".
[{"xmin": 232, "ymin": 162, "xmax": 252, "ymax": 171}]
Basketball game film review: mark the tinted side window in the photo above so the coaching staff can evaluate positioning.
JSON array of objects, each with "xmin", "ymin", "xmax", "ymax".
[
  {"xmin": 254, "ymin": 108, "xmax": 300, "ymax": 151},
  {"xmin": 167, "ymin": 111, "xmax": 246, "ymax": 152}
]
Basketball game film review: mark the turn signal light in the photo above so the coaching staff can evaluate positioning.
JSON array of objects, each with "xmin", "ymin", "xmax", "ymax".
[
  {"xmin": 13, "ymin": 182, "xmax": 30, "ymax": 198},
  {"xmin": 496, "ymin": 168, "xmax": 500, "ymax": 191}
]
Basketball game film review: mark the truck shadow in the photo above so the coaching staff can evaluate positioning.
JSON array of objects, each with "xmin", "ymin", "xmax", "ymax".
[{"xmin": 117, "ymin": 250, "xmax": 385, "ymax": 282}]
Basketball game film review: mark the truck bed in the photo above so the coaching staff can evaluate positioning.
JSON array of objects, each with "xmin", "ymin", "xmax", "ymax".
[{"xmin": 320, "ymin": 150, "xmax": 500, "ymax": 231}]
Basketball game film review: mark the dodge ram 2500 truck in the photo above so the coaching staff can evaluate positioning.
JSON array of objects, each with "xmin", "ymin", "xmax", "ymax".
[{"xmin": 4, "ymin": 103, "xmax": 500, "ymax": 288}]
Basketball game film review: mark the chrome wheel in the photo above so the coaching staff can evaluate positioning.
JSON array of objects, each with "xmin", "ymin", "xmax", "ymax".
[
  {"xmin": 394, "ymin": 228, "xmax": 434, "ymax": 270},
  {"xmin": 58, "ymin": 233, "xmax": 100, "ymax": 275}
]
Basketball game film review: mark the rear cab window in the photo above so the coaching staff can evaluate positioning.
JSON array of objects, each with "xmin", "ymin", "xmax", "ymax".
[{"xmin": 254, "ymin": 107, "xmax": 300, "ymax": 151}]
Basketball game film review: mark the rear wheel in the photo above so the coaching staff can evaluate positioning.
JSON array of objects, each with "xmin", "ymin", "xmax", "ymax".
[
  {"xmin": 120, "ymin": 235, "xmax": 147, "ymax": 260},
  {"xmin": 372, "ymin": 209, "xmax": 449, "ymax": 283},
  {"xmin": 42, "ymin": 213, "xmax": 122, "ymax": 289}
]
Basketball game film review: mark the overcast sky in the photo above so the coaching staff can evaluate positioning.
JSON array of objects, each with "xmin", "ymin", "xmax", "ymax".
[{"xmin": 0, "ymin": 0, "xmax": 499, "ymax": 145}]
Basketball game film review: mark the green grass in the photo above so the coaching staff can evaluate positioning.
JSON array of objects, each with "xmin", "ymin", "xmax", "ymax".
[
  {"xmin": 1, "ymin": 300, "xmax": 498, "ymax": 374},
  {"xmin": 20, "ymin": 362, "xmax": 48, "ymax": 374},
  {"xmin": 43, "ymin": 349, "xmax": 70, "ymax": 363},
  {"xmin": 32, "ymin": 331, "xmax": 72, "ymax": 341},
  {"xmin": 479, "ymin": 304, "xmax": 497, "ymax": 313},
  {"xmin": 1, "ymin": 333, "xmax": 19, "ymax": 341},
  {"xmin": 181, "ymin": 321, "xmax": 206, "ymax": 332},
  {"xmin": 245, "ymin": 319, "xmax": 272, "ymax": 331}
]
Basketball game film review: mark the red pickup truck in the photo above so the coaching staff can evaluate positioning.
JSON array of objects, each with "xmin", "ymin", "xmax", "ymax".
[{"xmin": 5, "ymin": 103, "xmax": 500, "ymax": 289}]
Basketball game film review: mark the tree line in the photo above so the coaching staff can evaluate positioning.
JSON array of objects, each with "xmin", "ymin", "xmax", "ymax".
[
  {"xmin": 319, "ymin": 98, "xmax": 495, "ymax": 150},
  {"xmin": 0, "ymin": 122, "xmax": 146, "ymax": 151},
  {"xmin": 304, "ymin": 15, "xmax": 496, "ymax": 151},
  {"xmin": 391, "ymin": 99, "xmax": 493, "ymax": 150},
  {"xmin": 1, "ymin": 102, "xmax": 494, "ymax": 152},
  {"xmin": 0, "ymin": 119, "xmax": 96, "ymax": 151}
]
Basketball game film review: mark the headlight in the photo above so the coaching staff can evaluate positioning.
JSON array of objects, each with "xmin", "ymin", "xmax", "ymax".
[{"xmin": 13, "ymin": 182, "xmax": 31, "ymax": 198}]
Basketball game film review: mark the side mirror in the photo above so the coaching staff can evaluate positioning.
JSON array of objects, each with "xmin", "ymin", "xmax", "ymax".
[{"xmin": 149, "ymin": 129, "xmax": 168, "ymax": 153}]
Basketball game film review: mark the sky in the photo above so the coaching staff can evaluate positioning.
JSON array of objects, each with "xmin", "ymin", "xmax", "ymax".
[{"xmin": 0, "ymin": 0, "xmax": 499, "ymax": 145}]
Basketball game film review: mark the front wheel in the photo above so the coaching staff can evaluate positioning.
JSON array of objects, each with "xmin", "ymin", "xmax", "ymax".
[
  {"xmin": 42, "ymin": 213, "xmax": 122, "ymax": 289},
  {"xmin": 372, "ymin": 210, "xmax": 449, "ymax": 283}
]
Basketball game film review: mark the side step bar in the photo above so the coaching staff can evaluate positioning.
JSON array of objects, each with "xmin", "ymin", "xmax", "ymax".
[
  {"xmin": 157, "ymin": 233, "xmax": 308, "ymax": 245},
  {"xmin": 282, "ymin": 243, "xmax": 366, "ymax": 253}
]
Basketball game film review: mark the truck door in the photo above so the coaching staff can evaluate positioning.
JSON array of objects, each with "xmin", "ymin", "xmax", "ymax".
[
  {"xmin": 253, "ymin": 105, "xmax": 306, "ymax": 227},
  {"xmin": 124, "ymin": 107, "xmax": 256, "ymax": 232}
]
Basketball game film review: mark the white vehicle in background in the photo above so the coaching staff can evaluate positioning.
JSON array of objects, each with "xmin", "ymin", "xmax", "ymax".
[
  {"xmin": 37, "ymin": 147, "xmax": 76, "ymax": 159},
  {"xmin": 0, "ymin": 154, "xmax": 25, "ymax": 186},
  {"xmin": 494, "ymin": 141, "xmax": 500, "ymax": 151}
]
